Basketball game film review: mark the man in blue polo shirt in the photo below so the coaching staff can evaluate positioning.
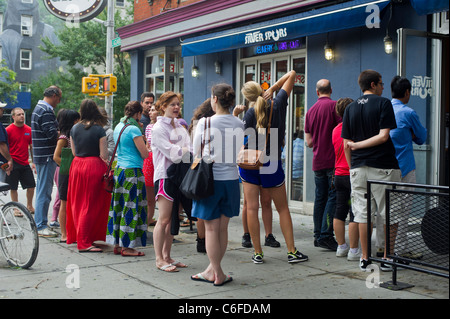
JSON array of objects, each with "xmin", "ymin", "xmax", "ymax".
[
  {"xmin": 389, "ymin": 76, "xmax": 427, "ymax": 182},
  {"xmin": 31, "ymin": 86, "xmax": 61, "ymax": 237},
  {"xmin": 389, "ymin": 76, "xmax": 427, "ymax": 259}
]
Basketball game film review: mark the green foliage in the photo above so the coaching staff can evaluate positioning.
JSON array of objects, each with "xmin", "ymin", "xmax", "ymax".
[
  {"xmin": 0, "ymin": 60, "xmax": 20, "ymax": 104},
  {"xmin": 31, "ymin": 1, "xmax": 134, "ymax": 126}
]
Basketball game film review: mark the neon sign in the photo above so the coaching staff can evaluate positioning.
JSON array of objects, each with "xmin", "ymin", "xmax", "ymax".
[{"xmin": 242, "ymin": 38, "xmax": 305, "ymax": 58}]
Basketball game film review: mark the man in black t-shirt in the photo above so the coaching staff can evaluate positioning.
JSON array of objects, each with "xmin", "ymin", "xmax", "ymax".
[{"xmin": 341, "ymin": 70, "xmax": 401, "ymax": 272}]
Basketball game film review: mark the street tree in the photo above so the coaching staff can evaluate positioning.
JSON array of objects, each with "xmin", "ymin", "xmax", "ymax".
[{"xmin": 36, "ymin": 2, "xmax": 133, "ymax": 125}]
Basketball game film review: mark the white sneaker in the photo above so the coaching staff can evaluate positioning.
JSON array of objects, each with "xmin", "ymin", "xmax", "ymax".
[
  {"xmin": 38, "ymin": 228, "xmax": 58, "ymax": 238},
  {"xmin": 336, "ymin": 245, "xmax": 349, "ymax": 257},
  {"xmin": 347, "ymin": 248, "xmax": 361, "ymax": 261}
]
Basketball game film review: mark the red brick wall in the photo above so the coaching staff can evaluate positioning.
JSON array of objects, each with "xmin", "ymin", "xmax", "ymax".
[{"xmin": 134, "ymin": 0, "xmax": 202, "ymax": 22}]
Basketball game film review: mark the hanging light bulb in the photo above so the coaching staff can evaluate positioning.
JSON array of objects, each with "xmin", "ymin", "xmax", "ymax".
[
  {"xmin": 324, "ymin": 33, "xmax": 334, "ymax": 61},
  {"xmin": 191, "ymin": 65, "xmax": 199, "ymax": 78},
  {"xmin": 324, "ymin": 43, "xmax": 334, "ymax": 61},
  {"xmin": 191, "ymin": 56, "xmax": 199, "ymax": 78},
  {"xmin": 384, "ymin": 34, "xmax": 393, "ymax": 54},
  {"xmin": 384, "ymin": 3, "xmax": 393, "ymax": 54}
]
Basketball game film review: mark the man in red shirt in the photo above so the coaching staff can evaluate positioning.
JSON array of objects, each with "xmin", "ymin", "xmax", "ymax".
[{"xmin": 6, "ymin": 107, "xmax": 36, "ymax": 214}]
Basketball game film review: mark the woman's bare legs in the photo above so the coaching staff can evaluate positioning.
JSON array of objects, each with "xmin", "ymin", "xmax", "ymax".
[
  {"xmin": 199, "ymin": 215, "xmax": 230, "ymax": 284},
  {"xmin": 242, "ymin": 182, "xmax": 262, "ymax": 254},
  {"xmin": 153, "ymin": 196, "xmax": 176, "ymax": 271},
  {"xmin": 268, "ymin": 184, "xmax": 296, "ymax": 252}
]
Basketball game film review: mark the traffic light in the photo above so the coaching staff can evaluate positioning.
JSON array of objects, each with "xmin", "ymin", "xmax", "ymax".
[
  {"xmin": 103, "ymin": 75, "xmax": 117, "ymax": 93},
  {"xmin": 82, "ymin": 77, "xmax": 100, "ymax": 94}
]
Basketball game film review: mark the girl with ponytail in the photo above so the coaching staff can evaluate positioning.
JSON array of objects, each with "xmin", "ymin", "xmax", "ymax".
[{"xmin": 238, "ymin": 70, "xmax": 309, "ymax": 264}]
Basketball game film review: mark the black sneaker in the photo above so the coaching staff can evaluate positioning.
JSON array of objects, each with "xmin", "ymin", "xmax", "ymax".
[
  {"xmin": 242, "ymin": 233, "xmax": 252, "ymax": 248},
  {"xmin": 264, "ymin": 234, "xmax": 280, "ymax": 247},
  {"xmin": 287, "ymin": 249, "xmax": 308, "ymax": 263},
  {"xmin": 196, "ymin": 237, "xmax": 206, "ymax": 253},
  {"xmin": 317, "ymin": 237, "xmax": 338, "ymax": 251},
  {"xmin": 359, "ymin": 258, "xmax": 372, "ymax": 272},
  {"xmin": 252, "ymin": 252, "xmax": 264, "ymax": 264}
]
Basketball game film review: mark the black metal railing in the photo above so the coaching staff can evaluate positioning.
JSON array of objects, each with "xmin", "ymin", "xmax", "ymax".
[{"xmin": 367, "ymin": 181, "xmax": 449, "ymax": 290}]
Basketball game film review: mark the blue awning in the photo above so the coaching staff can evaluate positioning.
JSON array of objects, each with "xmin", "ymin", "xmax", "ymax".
[
  {"xmin": 410, "ymin": 0, "xmax": 449, "ymax": 16},
  {"xmin": 181, "ymin": 0, "xmax": 390, "ymax": 57}
]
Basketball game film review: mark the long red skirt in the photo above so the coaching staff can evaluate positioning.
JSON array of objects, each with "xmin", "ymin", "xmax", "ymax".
[{"xmin": 66, "ymin": 156, "xmax": 112, "ymax": 250}]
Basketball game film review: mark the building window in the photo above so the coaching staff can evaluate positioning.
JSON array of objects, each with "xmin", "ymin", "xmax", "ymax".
[
  {"xmin": 21, "ymin": 15, "xmax": 33, "ymax": 36},
  {"xmin": 144, "ymin": 48, "xmax": 183, "ymax": 101},
  {"xmin": 20, "ymin": 49, "xmax": 32, "ymax": 70},
  {"xmin": 20, "ymin": 83, "xmax": 31, "ymax": 92},
  {"xmin": 116, "ymin": 0, "xmax": 125, "ymax": 7}
]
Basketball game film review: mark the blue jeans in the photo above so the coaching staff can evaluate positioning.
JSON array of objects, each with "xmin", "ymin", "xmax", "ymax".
[
  {"xmin": 34, "ymin": 160, "xmax": 57, "ymax": 231},
  {"xmin": 313, "ymin": 168, "xmax": 336, "ymax": 241}
]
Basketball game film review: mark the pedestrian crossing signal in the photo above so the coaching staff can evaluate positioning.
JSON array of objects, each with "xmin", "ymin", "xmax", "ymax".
[
  {"xmin": 82, "ymin": 77, "xmax": 100, "ymax": 94},
  {"xmin": 103, "ymin": 76, "xmax": 117, "ymax": 93}
]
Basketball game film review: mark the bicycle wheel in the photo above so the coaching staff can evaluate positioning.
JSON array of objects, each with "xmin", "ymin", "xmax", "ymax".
[{"xmin": 0, "ymin": 202, "xmax": 39, "ymax": 269}]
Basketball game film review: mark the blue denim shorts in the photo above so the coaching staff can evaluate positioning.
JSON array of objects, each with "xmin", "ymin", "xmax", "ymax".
[{"xmin": 239, "ymin": 160, "xmax": 285, "ymax": 188}]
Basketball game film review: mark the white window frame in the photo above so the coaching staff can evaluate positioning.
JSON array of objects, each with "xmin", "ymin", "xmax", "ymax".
[
  {"xmin": 20, "ymin": 49, "xmax": 32, "ymax": 70},
  {"xmin": 21, "ymin": 15, "xmax": 33, "ymax": 36}
]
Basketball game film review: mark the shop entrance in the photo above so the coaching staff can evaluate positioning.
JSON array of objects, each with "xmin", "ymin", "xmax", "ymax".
[{"xmin": 240, "ymin": 52, "xmax": 306, "ymax": 204}]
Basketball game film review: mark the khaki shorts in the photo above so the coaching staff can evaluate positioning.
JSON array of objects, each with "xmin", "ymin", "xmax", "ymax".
[{"xmin": 350, "ymin": 166, "xmax": 401, "ymax": 224}]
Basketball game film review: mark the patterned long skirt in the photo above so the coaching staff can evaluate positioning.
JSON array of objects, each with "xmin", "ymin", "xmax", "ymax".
[{"xmin": 106, "ymin": 167, "xmax": 147, "ymax": 248}]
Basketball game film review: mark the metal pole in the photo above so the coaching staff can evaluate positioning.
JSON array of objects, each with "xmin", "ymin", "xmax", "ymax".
[{"xmin": 105, "ymin": 0, "xmax": 115, "ymax": 121}]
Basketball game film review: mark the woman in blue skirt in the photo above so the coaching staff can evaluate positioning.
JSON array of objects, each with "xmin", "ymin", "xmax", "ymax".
[{"xmin": 190, "ymin": 83, "xmax": 244, "ymax": 286}]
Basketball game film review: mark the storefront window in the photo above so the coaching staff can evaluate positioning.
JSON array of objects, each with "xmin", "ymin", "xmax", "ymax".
[
  {"xmin": 144, "ymin": 48, "xmax": 183, "ymax": 101},
  {"xmin": 245, "ymin": 64, "xmax": 256, "ymax": 82}
]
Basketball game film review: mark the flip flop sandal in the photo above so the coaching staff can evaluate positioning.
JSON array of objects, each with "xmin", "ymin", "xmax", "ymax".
[
  {"xmin": 121, "ymin": 249, "xmax": 145, "ymax": 257},
  {"xmin": 158, "ymin": 264, "xmax": 179, "ymax": 272},
  {"xmin": 171, "ymin": 261, "xmax": 188, "ymax": 268},
  {"xmin": 14, "ymin": 209, "xmax": 23, "ymax": 217},
  {"xmin": 191, "ymin": 273, "xmax": 213, "ymax": 283},
  {"xmin": 79, "ymin": 246, "xmax": 103, "ymax": 253},
  {"xmin": 214, "ymin": 275, "xmax": 233, "ymax": 287}
]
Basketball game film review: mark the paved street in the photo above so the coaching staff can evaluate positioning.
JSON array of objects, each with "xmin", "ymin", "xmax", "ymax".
[{"xmin": 1, "ymin": 184, "xmax": 448, "ymax": 305}]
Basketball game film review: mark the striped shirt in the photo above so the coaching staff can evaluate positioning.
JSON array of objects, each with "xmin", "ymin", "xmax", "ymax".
[{"xmin": 31, "ymin": 100, "xmax": 58, "ymax": 164}]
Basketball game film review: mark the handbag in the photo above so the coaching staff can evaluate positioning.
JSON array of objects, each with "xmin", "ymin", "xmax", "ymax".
[
  {"xmin": 179, "ymin": 117, "xmax": 214, "ymax": 200},
  {"xmin": 59, "ymin": 147, "xmax": 74, "ymax": 175},
  {"xmin": 102, "ymin": 123, "xmax": 130, "ymax": 193},
  {"xmin": 237, "ymin": 100, "xmax": 273, "ymax": 170}
]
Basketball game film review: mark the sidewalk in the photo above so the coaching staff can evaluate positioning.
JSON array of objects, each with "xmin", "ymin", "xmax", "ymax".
[{"xmin": 1, "ymin": 185, "xmax": 448, "ymax": 301}]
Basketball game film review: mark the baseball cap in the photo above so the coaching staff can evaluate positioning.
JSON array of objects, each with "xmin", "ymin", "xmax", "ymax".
[{"xmin": 0, "ymin": 101, "xmax": 7, "ymax": 108}]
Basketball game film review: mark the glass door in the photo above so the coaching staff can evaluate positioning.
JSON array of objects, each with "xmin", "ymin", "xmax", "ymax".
[
  {"xmin": 289, "ymin": 57, "xmax": 306, "ymax": 202},
  {"xmin": 240, "ymin": 54, "xmax": 306, "ymax": 203}
]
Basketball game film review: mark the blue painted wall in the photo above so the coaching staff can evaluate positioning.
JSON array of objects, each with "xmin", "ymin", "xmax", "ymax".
[
  {"xmin": 304, "ymin": 5, "xmax": 429, "ymax": 202},
  {"xmin": 183, "ymin": 51, "xmax": 236, "ymax": 124}
]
